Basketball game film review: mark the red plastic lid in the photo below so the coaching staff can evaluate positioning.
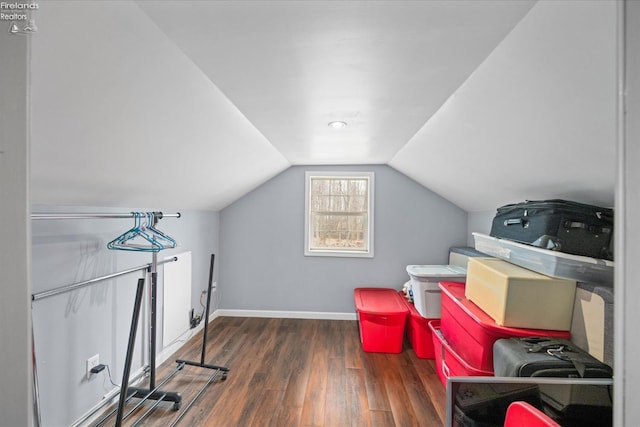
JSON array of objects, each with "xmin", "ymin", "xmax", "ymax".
[
  {"xmin": 354, "ymin": 288, "xmax": 409, "ymax": 315},
  {"xmin": 438, "ymin": 281, "xmax": 570, "ymax": 337}
]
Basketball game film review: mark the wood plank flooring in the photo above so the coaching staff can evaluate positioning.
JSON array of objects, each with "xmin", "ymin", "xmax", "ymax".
[{"xmin": 97, "ymin": 317, "xmax": 447, "ymax": 427}]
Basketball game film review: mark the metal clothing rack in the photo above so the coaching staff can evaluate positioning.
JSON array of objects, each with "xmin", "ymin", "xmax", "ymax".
[
  {"xmin": 31, "ymin": 211, "xmax": 183, "ymax": 426},
  {"xmin": 30, "ymin": 256, "xmax": 179, "ymax": 427},
  {"xmin": 31, "ymin": 257, "xmax": 178, "ymax": 302},
  {"xmin": 31, "ymin": 212, "xmax": 182, "ymax": 220},
  {"xmin": 120, "ymin": 213, "xmax": 182, "ymax": 425}
]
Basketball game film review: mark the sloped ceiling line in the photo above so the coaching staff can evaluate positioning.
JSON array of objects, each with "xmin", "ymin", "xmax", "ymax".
[{"xmin": 132, "ymin": 1, "xmax": 287, "ymax": 162}]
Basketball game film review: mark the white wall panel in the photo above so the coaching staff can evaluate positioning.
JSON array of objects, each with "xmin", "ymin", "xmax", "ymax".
[
  {"xmin": 0, "ymin": 27, "xmax": 33, "ymax": 427},
  {"xmin": 615, "ymin": 1, "xmax": 640, "ymax": 424},
  {"xmin": 162, "ymin": 252, "xmax": 192, "ymax": 347}
]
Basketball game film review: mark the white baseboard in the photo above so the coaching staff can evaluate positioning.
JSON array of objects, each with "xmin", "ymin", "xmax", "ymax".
[{"xmin": 214, "ymin": 308, "xmax": 357, "ymax": 321}]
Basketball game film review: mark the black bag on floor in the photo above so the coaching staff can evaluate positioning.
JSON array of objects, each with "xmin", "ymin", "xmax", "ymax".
[
  {"xmin": 489, "ymin": 199, "xmax": 613, "ymax": 260},
  {"xmin": 493, "ymin": 337, "xmax": 613, "ymax": 378}
]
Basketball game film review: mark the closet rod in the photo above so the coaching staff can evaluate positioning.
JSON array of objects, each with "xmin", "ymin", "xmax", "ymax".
[
  {"xmin": 31, "ymin": 257, "xmax": 178, "ymax": 302},
  {"xmin": 31, "ymin": 212, "xmax": 181, "ymax": 220}
]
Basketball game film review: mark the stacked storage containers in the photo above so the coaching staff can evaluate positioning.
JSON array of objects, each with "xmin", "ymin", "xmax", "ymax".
[
  {"xmin": 430, "ymin": 280, "xmax": 572, "ymax": 386},
  {"xmin": 355, "ymin": 230, "xmax": 613, "ymax": 396},
  {"xmin": 444, "ymin": 233, "xmax": 613, "ymax": 425},
  {"xmin": 430, "ymin": 246, "xmax": 579, "ymax": 387},
  {"xmin": 444, "ymin": 280, "xmax": 573, "ymax": 370},
  {"xmin": 353, "ymin": 261, "xmax": 474, "ymax": 356},
  {"xmin": 473, "ymin": 232, "xmax": 615, "ymax": 366},
  {"xmin": 403, "ymin": 265, "xmax": 467, "ymax": 359}
]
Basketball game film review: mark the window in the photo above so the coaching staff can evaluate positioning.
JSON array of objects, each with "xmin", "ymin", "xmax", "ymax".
[{"xmin": 305, "ymin": 171, "xmax": 374, "ymax": 257}]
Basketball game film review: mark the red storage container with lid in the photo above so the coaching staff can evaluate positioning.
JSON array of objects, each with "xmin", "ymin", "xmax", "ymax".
[
  {"xmin": 429, "ymin": 320, "xmax": 493, "ymax": 387},
  {"xmin": 439, "ymin": 281, "xmax": 571, "ymax": 372},
  {"xmin": 399, "ymin": 291, "xmax": 437, "ymax": 359},
  {"xmin": 354, "ymin": 288, "xmax": 408, "ymax": 353}
]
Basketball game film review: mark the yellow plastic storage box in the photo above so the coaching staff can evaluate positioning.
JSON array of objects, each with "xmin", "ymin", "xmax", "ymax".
[{"xmin": 465, "ymin": 257, "xmax": 576, "ymax": 331}]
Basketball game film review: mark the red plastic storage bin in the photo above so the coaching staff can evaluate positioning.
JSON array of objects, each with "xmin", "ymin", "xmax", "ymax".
[
  {"xmin": 399, "ymin": 292, "xmax": 436, "ymax": 359},
  {"xmin": 429, "ymin": 320, "xmax": 493, "ymax": 387},
  {"xmin": 439, "ymin": 282, "xmax": 571, "ymax": 372},
  {"xmin": 354, "ymin": 288, "xmax": 409, "ymax": 353},
  {"xmin": 504, "ymin": 401, "xmax": 561, "ymax": 427}
]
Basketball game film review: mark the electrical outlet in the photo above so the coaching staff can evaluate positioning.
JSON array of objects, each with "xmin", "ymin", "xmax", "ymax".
[{"xmin": 87, "ymin": 354, "xmax": 99, "ymax": 380}]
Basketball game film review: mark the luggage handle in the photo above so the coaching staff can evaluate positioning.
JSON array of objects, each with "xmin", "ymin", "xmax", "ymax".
[
  {"xmin": 545, "ymin": 346, "xmax": 587, "ymax": 378},
  {"xmin": 503, "ymin": 218, "xmax": 529, "ymax": 228},
  {"xmin": 520, "ymin": 338, "xmax": 588, "ymax": 377},
  {"xmin": 521, "ymin": 337, "xmax": 574, "ymax": 353}
]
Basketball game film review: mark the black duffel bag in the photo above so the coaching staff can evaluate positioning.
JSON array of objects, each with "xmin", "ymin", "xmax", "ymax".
[{"xmin": 493, "ymin": 337, "xmax": 613, "ymax": 378}]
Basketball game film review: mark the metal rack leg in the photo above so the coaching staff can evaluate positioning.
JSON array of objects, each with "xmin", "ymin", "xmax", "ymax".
[
  {"xmin": 176, "ymin": 254, "xmax": 230, "ymax": 376},
  {"xmin": 115, "ymin": 278, "xmax": 146, "ymax": 427},
  {"xmin": 125, "ymin": 250, "xmax": 182, "ymax": 411},
  {"xmin": 32, "ymin": 326, "xmax": 42, "ymax": 427}
]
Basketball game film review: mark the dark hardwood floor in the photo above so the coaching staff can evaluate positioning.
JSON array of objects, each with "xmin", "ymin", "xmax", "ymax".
[{"xmin": 98, "ymin": 316, "xmax": 447, "ymax": 427}]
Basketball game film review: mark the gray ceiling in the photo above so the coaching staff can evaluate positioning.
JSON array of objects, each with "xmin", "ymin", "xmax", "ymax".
[{"xmin": 29, "ymin": 1, "xmax": 617, "ymax": 212}]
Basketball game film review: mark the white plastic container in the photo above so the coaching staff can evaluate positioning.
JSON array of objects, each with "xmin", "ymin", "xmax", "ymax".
[
  {"xmin": 406, "ymin": 265, "xmax": 467, "ymax": 318},
  {"xmin": 473, "ymin": 232, "xmax": 613, "ymax": 285}
]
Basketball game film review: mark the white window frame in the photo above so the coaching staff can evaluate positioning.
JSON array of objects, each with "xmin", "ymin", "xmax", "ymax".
[{"xmin": 304, "ymin": 171, "xmax": 374, "ymax": 258}]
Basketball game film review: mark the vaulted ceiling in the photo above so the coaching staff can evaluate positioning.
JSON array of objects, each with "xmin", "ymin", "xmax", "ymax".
[{"xmin": 29, "ymin": 1, "xmax": 617, "ymax": 212}]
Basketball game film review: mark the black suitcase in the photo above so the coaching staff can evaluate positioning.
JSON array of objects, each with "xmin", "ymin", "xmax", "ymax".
[
  {"xmin": 489, "ymin": 199, "xmax": 614, "ymax": 261},
  {"xmin": 493, "ymin": 337, "xmax": 613, "ymax": 378}
]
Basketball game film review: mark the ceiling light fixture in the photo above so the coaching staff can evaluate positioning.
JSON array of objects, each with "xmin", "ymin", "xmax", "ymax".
[{"xmin": 328, "ymin": 121, "xmax": 348, "ymax": 129}]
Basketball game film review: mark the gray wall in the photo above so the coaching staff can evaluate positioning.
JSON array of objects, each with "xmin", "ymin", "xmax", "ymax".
[
  {"xmin": 219, "ymin": 165, "xmax": 467, "ymax": 314},
  {"xmin": 467, "ymin": 211, "xmax": 495, "ymax": 246},
  {"xmin": 30, "ymin": 206, "xmax": 218, "ymax": 427},
  {"xmin": 0, "ymin": 26, "xmax": 33, "ymax": 427}
]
